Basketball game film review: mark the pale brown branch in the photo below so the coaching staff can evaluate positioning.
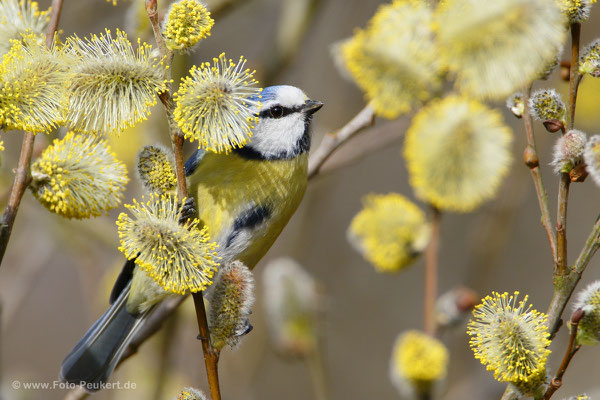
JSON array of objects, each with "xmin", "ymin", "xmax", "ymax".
[
  {"xmin": 308, "ymin": 105, "xmax": 375, "ymax": 179},
  {"xmin": 0, "ymin": 0, "xmax": 64, "ymax": 267},
  {"xmin": 146, "ymin": 2, "xmax": 221, "ymax": 399},
  {"xmin": 521, "ymin": 87, "xmax": 557, "ymax": 264},
  {"xmin": 541, "ymin": 308, "xmax": 584, "ymax": 400},
  {"xmin": 424, "ymin": 207, "xmax": 441, "ymax": 337}
]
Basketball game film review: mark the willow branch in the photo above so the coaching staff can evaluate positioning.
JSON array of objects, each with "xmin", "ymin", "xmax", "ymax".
[
  {"xmin": 521, "ymin": 87, "xmax": 557, "ymax": 264},
  {"xmin": 0, "ymin": 0, "xmax": 64, "ymax": 267},
  {"xmin": 146, "ymin": 2, "xmax": 221, "ymax": 399},
  {"xmin": 541, "ymin": 308, "xmax": 583, "ymax": 400},
  {"xmin": 308, "ymin": 105, "xmax": 375, "ymax": 179},
  {"xmin": 556, "ymin": 23, "xmax": 581, "ymax": 276},
  {"xmin": 424, "ymin": 207, "xmax": 441, "ymax": 336}
]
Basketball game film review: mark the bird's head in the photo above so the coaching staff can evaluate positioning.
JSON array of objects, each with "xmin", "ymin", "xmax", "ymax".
[{"xmin": 238, "ymin": 85, "xmax": 323, "ymax": 160}]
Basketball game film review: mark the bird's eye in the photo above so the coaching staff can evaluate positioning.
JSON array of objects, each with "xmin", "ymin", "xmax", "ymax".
[{"xmin": 269, "ymin": 105, "xmax": 284, "ymax": 118}]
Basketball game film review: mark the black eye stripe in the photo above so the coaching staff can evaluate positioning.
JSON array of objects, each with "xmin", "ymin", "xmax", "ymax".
[{"xmin": 258, "ymin": 105, "xmax": 303, "ymax": 119}]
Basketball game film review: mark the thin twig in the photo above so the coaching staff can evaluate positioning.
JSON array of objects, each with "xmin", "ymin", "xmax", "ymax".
[
  {"xmin": 424, "ymin": 206, "xmax": 441, "ymax": 336},
  {"xmin": 521, "ymin": 86, "xmax": 557, "ymax": 264},
  {"xmin": 567, "ymin": 23, "xmax": 581, "ymax": 130},
  {"xmin": 501, "ymin": 217, "xmax": 600, "ymax": 400},
  {"xmin": 146, "ymin": 2, "xmax": 221, "ymax": 399},
  {"xmin": 193, "ymin": 292, "xmax": 221, "ymax": 400},
  {"xmin": 547, "ymin": 214, "xmax": 600, "ymax": 337},
  {"xmin": 308, "ymin": 105, "xmax": 375, "ymax": 179},
  {"xmin": 556, "ymin": 174, "xmax": 570, "ymax": 276},
  {"xmin": 502, "ymin": 23, "xmax": 587, "ymax": 400},
  {"xmin": 541, "ymin": 308, "xmax": 584, "ymax": 400},
  {"xmin": 0, "ymin": 0, "xmax": 64, "ymax": 266}
]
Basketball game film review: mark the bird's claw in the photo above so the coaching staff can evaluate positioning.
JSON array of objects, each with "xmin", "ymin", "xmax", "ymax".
[{"xmin": 179, "ymin": 197, "xmax": 197, "ymax": 224}]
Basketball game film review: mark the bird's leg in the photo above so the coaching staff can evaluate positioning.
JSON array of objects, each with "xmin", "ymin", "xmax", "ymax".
[{"xmin": 179, "ymin": 197, "xmax": 197, "ymax": 224}]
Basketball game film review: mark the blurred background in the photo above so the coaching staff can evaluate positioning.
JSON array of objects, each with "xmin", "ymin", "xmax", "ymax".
[{"xmin": 1, "ymin": 0, "xmax": 600, "ymax": 399}]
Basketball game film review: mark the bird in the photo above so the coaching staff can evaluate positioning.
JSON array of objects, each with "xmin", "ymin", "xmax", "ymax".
[{"xmin": 60, "ymin": 85, "xmax": 323, "ymax": 390}]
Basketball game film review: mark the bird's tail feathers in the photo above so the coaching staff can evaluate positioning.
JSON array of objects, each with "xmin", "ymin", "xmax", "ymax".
[{"xmin": 60, "ymin": 281, "xmax": 149, "ymax": 392}]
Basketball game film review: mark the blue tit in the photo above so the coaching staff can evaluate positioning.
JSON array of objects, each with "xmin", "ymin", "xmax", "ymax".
[{"xmin": 60, "ymin": 85, "xmax": 323, "ymax": 390}]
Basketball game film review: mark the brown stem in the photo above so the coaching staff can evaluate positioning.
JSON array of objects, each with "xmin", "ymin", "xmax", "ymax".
[
  {"xmin": 308, "ymin": 105, "xmax": 375, "ymax": 179},
  {"xmin": 146, "ymin": 2, "xmax": 221, "ymax": 399},
  {"xmin": 193, "ymin": 292, "xmax": 221, "ymax": 400},
  {"xmin": 0, "ymin": 0, "xmax": 64, "ymax": 267},
  {"xmin": 556, "ymin": 173, "xmax": 570, "ymax": 276},
  {"xmin": 541, "ymin": 308, "xmax": 584, "ymax": 400},
  {"xmin": 521, "ymin": 86, "xmax": 557, "ymax": 264},
  {"xmin": 568, "ymin": 23, "xmax": 581, "ymax": 130},
  {"xmin": 424, "ymin": 206, "xmax": 441, "ymax": 336}
]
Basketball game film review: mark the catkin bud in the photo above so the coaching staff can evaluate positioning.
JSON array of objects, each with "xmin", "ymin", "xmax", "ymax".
[
  {"xmin": 435, "ymin": 287, "xmax": 478, "ymax": 329},
  {"xmin": 137, "ymin": 145, "xmax": 177, "ymax": 194},
  {"xmin": 529, "ymin": 89, "xmax": 567, "ymax": 128},
  {"xmin": 584, "ymin": 135, "xmax": 600, "ymax": 186},
  {"xmin": 551, "ymin": 129, "xmax": 587, "ymax": 174},
  {"xmin": 506, "ymin": 92, "xmax": 525, "ymax": 118},
  {"xmin": 559, "ymin": 0, "xmax": 593, "ymax": 23},
  {"xmin": 580, "ymin": 39, "xmax": 600, "ymax": 77},
  {"xmin": 572, "ymin": 281, "xmax": 600, "ymax": 346},
  {"xmin": 207, "ymin": 260, "xmax": 255, "ymax": 351},
  {"xmin": 175, "ymin": 387, "xmax": 207, "ymax": 400},
  {"xmin": 262, "ymin": 257, "xmax": 323, "ymax": 357},
  {"xmin": 162, "ymin": 0, "xmax": 214, "ymax": 52}
]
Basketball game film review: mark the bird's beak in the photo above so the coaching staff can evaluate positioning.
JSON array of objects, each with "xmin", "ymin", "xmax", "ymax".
[{"xmin": 303, "ymin": 100, "xmax": 324, "ymax": 115}]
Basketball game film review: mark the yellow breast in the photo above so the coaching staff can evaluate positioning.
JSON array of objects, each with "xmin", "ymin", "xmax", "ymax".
[{"xmin": 187, "ymin": 152, "xmax": 308, "ymax": 268}]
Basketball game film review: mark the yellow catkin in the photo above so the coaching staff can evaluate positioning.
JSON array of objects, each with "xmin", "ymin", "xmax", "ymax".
[
  {"xmin": 116, "ymin": 193, "xmax": 220, "ymax": 295},
  {"xmin": 137, "ymin": 145, "xmax": 177, "ymax": 194},
  {"xmin": 65, "ymin": 29, "xmax": 168, "ymax": 135},
  {"xmin": 0, "ymin": 0, "xmax": 49, "ymax": 56},
  {"xmin": 163, "ymin": 0, "xmax": 214, "ymax": 51},
  {"xmin": 30, "ymin": 132, "xmax": 129, "ymax": 218},
  {"xmin": 173, "ymin": 53, "xmax": 262, "ymax": 153},
  {"xmin": 0, "ymin": 33, "xmax": 71, "ymax": 133},
  {"xmin": 467, "ymin": 291, "xmax": 551, "ymax": 395}
]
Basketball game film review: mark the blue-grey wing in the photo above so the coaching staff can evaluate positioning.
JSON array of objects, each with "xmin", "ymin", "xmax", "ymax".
[{"xmin": 185, "ymin": 149, "xmax": 206, "ymax": 176}]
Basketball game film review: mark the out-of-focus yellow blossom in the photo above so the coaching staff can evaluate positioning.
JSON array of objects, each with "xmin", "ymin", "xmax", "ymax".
[
  {"xmin": 404, "ymin": 96, "xmax": 513, "ymax": 212},
  {"xmin": 347, "ymin": 193, "xmax": 430, "ymax": 273},
  {"xmin": 436, "ymin": 0, "xmax": 566, "ymax": 99},
  {"xmin": 390, "ymin": 330, "xmax": 449, "ymax": 397},
  {"xmin": 341, "ymin": 0, "xmax": 441, "ymax": 119}
]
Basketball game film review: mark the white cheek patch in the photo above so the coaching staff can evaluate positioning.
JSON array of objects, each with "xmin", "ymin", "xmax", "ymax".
[{"xmin": 249, "ymin": 114, "xmax": 305, "ymax": 158}]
